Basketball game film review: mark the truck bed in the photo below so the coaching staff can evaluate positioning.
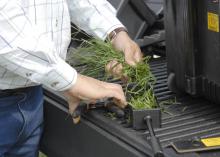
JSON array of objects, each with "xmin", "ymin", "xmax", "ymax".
[{"xmin": 40, "ymin": 58, "xmax": 220, "ymax": 157}]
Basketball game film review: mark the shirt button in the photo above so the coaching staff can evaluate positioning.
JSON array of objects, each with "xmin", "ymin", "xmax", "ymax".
[
  {"xmin": 56, "ymin": 19, "xmax": 58, "ymax": 27},
  {"xmin": 51, "ymin": 82, "xmax": 59, "ymax": 87},
  {"xmin": 26, "ymin": 73, "xmax": 32, "ymax": 77}
]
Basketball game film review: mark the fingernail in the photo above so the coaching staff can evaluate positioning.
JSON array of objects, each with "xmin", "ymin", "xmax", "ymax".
[
  {"xmin": 73, "ymin": 116, "xmax": 81, "ymax": 124},
  {"xmin": 127, "ymin": 60, "xmax": 136, "ymax": 66}
]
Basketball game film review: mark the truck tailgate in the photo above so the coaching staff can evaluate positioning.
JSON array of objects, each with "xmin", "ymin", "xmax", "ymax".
[{"xmin": 41, "ymin": 59, "xmax": 220, "ymax": 157}]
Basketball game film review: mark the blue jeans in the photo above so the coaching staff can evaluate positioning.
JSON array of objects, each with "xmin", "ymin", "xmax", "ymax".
[{"xmin": 0, "ymin": 86, "xmax": 44, "ymax": 157}]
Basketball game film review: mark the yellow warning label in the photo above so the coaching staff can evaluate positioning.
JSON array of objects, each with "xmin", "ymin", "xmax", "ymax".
[
  {"xmin": 201, "ymin": 137, "xmax": 220, "ymax": 147},
  {"xmin": 208, "ymin": 12, "xmax": 219, "ymax": 32}
]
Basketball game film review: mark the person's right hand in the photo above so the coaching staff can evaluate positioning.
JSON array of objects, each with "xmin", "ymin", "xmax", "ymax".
[
  {"xmin": 105, "ymin": 31, "xmax": 143, "ymax": 79},
  {"xmin": 63, "ymin": 74, "xmax": 127, "ymax": 123}
]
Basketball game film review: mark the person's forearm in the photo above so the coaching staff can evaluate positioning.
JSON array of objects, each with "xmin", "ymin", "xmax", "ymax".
[
  {"xmin": 0, "ymin": 1, "xmax": 77, "ymax": 91},
  {"xmin": 0, "ymin": 48, "xmax": 77, "ymax": 91},
  {"xmin": 67, "ymin": 0, "xmax": 125, "ymax": 40}
]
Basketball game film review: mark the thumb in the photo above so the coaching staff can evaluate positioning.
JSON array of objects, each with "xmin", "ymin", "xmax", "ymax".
[
  {"xmin": 68, "ymin": 97, "xmax": 80, "ymax": 115},
  {"xmin": 124, "ymin": 47, "xmax": 136, "ymax": 66},
  {"xmin": 110, "ymin": 89, "xmax": 127, "ymax": 108},
  {"xmin": 134, "ymin": 50, "xmax": 143, "ymax": 63}
]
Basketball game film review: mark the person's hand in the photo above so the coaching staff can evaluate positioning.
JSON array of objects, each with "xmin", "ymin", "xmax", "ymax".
[
  {"xmin": 106, "ymin": 31, "xmax": 143, "ymax": 78},
  {"xmin": 63, "ymin": 94, "xmax": 81, "ymax": 124},
  {"xmin": 63, "ymin": 74, "xmax": 127, "ymax": 123},
  {"xmin": 112, "ymin": 31, "xmax": 143, "ymax": 65}
]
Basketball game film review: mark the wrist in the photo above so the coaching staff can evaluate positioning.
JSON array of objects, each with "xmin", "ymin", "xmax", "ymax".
[
  {"xmin": 110, "ymin": 30, "xmax": 131, "ymax": 54},
  {"xmin": 63, "ymin": 74, "xmax": 81, "ymax": 97},
  {"xmin": 107, "ymin": 27, "xmax": 128, "ymax": 42}
]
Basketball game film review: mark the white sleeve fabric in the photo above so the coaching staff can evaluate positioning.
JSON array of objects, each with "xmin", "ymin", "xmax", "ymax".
[
  {"xmin": 0, "ymin": 0, "xmax": 77, "ymax": 91},
  {"xmin": 67, "ymin": 0, "xmax": 125, "ymax": 40}
]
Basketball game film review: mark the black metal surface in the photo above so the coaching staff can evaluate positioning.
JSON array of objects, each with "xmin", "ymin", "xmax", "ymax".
[
  {"xmin": 41, "ymin": 97, "xmax": 147, "ymax": 157},
  {"xmin": 171, "ymin": 138, "xmax": 220, "ymax": 154},
  {"xmin": 165, "ymin": 0, "xmax": 220, "ymax": 103},
  {"xmin": 41, "ymin": 58, "xmax": 220, "ymax": 157}
]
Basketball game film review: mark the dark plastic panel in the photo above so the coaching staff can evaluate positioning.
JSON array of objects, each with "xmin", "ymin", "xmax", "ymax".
[
  {"xmin": 40, "ymin": 99, "xmax": 148, "ymax": 157},
  {"xmin": 144, "ymin": 0, "xmax": 163, "ymax": 15},
  {"xmin": 165, "ymin": 0, "xmax": 220, "ymax": 103},
  {"xmin": 107, "ymin": 0, "xmax": 156, "ymax": 39}
]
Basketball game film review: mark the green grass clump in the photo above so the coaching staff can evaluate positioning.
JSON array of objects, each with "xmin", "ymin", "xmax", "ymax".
[
  {"xmin": 129, "ymin": 88, "xmax": 157, "ymax": 110},
  {"xmin": 39, "ymin": 152, "xmax": 47, "ymax": 157},
  {"xmin": 71, "ymin": 39, "xmax": 123, "ymax": 78},
  {"xmin": 70, "ymin": 38, "xmax": 156, "ymax": 110}
]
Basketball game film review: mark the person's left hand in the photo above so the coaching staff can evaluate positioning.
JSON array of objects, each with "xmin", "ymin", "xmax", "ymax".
[{"xmin": 105, "ymin": 31, "xmax": 143, "ymax": 78}]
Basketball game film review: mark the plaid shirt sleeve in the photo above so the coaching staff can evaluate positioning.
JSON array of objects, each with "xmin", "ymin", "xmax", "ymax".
[
  {"xmin": 0, "ymin": 1, "xmax": 77, "ymax": 91},
  {"xmin": 67, "ymin": 0, "xmax": 125, "ymax": 40}
]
